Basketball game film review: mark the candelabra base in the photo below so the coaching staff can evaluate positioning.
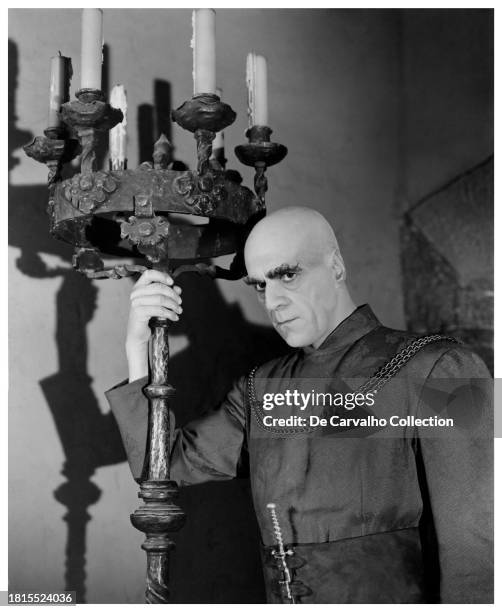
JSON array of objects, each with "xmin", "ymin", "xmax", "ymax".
[{"xmin": 130, "ymin": 480, "xmax": 186, "ymax": 604}]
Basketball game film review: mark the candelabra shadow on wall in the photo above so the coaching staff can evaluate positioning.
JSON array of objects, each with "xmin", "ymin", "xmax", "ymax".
[
  {"xmin": 9, "ymin": 36, "xmax": 286, "ymax": 603},
  {"xmin": 9, "ymin": 37, "xmax": 128, "ymax": 603}
]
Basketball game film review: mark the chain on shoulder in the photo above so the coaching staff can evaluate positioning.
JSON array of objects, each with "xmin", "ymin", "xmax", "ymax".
[
  {"xmin": 247, "ymin": 334, "xmax": 460, "ymax": 435},
  {"xmin": 357, "ymin": 334, "xmax": 460, "ymax": 395}
]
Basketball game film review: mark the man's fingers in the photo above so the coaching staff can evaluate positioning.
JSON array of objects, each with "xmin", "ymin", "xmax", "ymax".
[
  {"xmin": 130, "ymin": 282, "xmax": 182, "ymax": 303},
  {"xmin": 134, "ymin": 269, "xmax": 174, "ymax": 288},
  {"xmin": 133, "ymin": 305, "xmax": 180, "ymax": 322},
  {"xmin": 128, "ymin": 270, "xmax": 182, "ymax": 332},
  {"xmin": 131, "ymin": 295, "xmax": 183, "ymax": 314}
]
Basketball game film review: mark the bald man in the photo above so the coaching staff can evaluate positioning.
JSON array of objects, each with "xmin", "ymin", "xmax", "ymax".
[{"xmin": 107, "ymin": 207, "xmax": 492, "ymax": 604}]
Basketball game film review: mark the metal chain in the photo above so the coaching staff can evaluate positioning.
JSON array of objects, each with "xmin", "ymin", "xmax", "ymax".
[
  {"xmin": 247, "ymin": 334, "xmax": 459, "ymax": 435},
  {"xmin": 357, "ymin": 334, "xmax": 459, "ymax": 395}
]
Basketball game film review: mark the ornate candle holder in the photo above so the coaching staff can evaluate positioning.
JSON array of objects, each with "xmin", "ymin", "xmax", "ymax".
[
  {"xmin": 235, "ymin": 125, "xmax": 288, "ymax": 204},
  {"xmin": 23, "ymin": 125, "xmax": 79, "ymax": 187},
  {"xmin": 24, "ymin": 87, "xmax": 287, "ymax": 603}
]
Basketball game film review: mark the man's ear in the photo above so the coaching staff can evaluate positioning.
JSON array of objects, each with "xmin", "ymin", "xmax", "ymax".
[{"xmin": 329, "ymin": 249, "xmax": 346, "ymax": 282}]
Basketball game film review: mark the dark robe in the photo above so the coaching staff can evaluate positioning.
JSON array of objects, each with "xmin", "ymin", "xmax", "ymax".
[{"xmin": 106, "ymin": 305, "xmax": 493, "ymax": 603}]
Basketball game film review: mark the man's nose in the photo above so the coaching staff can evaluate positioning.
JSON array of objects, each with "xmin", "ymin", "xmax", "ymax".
[{"xmin": 265, "ymin": 282, "xmax": 290, "ymax": 311}]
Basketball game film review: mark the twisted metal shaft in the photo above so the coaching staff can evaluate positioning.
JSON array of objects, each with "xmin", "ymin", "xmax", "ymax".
[
  {"xmin": 145, "ymin": 547, "xmax": 171, "ymax": 603},
  {"xmin": 254, "ymin": 162, "xmax": 268, "ymax": 205},
  {"xmin": 195, "ymin": 129, "xmax": 215, "ymax": 176},
  {"xmin": 77, "ymin": 127, "xmax": 98, "ymax": 175}
]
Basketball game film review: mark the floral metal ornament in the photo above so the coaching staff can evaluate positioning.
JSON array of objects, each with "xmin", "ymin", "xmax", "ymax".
[{"xmin": 63, "ymin": 171, "xmax": 118, "ymax": 213}]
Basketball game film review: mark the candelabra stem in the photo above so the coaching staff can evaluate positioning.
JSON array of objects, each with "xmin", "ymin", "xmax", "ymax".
[
  {"xmin": 130, "ymin": 315, "xmax": 186, "ymax": 604},
  {"xmin": 254, "ymin": 161, "xmax": 268, "ymax": 205},
  {"xmin": 47, "ymin": 160, "xmax": 61, "ymax": 189},
  {"xmin": 195, "ymin": 129, "xmax": 215, "ymax": 176},
  {"xmin": 77, "ymin": 127, "xmax": 98, "ymax": 175},
  {"xmin": 148, "ymin": 318, "xmax": 172, "ymax": 479}
]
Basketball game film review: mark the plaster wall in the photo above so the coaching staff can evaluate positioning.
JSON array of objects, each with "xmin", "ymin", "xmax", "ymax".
[
  {"xmin": 8, "ymin": 8, "xmax": 492, "ymax": 603},
  {"xmin": 400, "ymin": 9, "xmax": 493, "ymax": 206}
]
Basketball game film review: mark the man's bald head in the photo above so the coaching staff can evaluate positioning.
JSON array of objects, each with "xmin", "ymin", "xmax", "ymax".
[
  {"xmin": 244, "ymin": 207, "xmax": 355, "ymax": 349},
  {"xmin": 245, "ymin": 207, "xmax": 341, "ymax": 269}
]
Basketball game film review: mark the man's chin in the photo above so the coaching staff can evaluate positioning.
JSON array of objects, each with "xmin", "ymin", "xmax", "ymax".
[
  {"xmin": 284, "ymin": 338, "xmax": 306, "ymax": 348},
  {"xmin": 275, "ymin": 329, "xmax": 309, "ymax": 348}
]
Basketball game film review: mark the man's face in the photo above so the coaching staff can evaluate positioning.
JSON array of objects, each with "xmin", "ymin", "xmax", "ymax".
[{"xmin": 244, "ymin": 237, "xmax": 341, "ymax": 348}]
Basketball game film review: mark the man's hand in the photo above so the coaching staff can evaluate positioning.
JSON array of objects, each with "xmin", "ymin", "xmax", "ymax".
[{"xmin": 126, "ymin": 269, "xmax": 183, "ymax": 382}]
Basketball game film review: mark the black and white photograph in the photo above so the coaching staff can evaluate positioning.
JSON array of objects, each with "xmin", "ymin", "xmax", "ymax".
[{"xmin": 8, "ymin": 6, "xmax": 494, "ymax": 605}]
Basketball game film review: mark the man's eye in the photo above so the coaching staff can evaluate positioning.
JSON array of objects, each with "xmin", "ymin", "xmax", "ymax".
[
  {"xmin": 254, "ymin": 282, "xmax": 266, "ymax": 292},
  {"xmin": 281, "ymin": 272, "xmax": 297, "ymax": 283}
]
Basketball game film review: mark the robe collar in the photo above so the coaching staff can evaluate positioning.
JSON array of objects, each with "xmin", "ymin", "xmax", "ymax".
[{"xmin": 302, "ymin": 304, "xmax": 380, "ymax": 358}]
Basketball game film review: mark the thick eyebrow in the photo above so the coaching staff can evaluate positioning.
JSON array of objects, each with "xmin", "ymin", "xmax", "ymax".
[{"xmin": 244, "ymin": 263, "xmax": 301, "ymax": 285}]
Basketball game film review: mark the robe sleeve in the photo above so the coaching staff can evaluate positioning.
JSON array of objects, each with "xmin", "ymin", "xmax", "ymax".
[
  {"xmin": 416, "ymin": 346, "xmax": 493, "ymax": 603},
  {"xmin": 105, "ymin": 375, "xmax": 248, "ymax": 485}
]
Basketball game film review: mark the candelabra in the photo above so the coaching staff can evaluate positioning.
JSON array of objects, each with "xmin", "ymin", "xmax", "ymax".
[{"xmin": 24, "ymin": 80, "xmax": 287, "ymax": 601}]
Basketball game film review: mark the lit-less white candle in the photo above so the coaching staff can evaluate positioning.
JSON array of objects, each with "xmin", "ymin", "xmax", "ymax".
[
  {"xmin": 47, "ymin": 53, "xmax": 68, "ymax": 128},
  {"xmin": 246, "ymin": 52, "xmax": 268, "ymax": 127},
  {"xmin": 109, "ymin": 84, "xmax": 127, "ymax": 170},
  {"xmin": 81, "ymin": 8, "xmax": 103, "ymax": 90},
  {"xmin": 192, "ymin": 9, "xmax": 216, "ymax": 94}
]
